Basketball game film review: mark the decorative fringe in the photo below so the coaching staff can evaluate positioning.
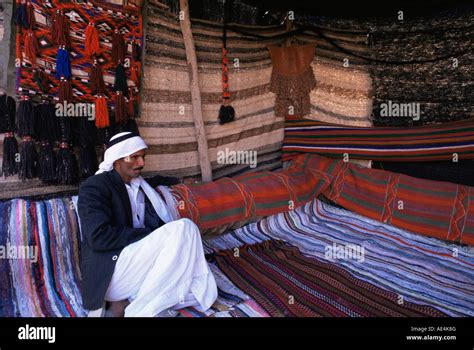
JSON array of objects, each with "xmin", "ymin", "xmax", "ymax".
[
  {"xmin": 89, "ymin": 60, "xmax": 106, "ymax": 95},
  {"xmin": 55, "ymin": 47, "xmax": 71, "ymax": 79},
  {"xmin": 51, "ymin": 10, "xmax": 69, "ymax": 46},
  {"xmin": 84, "ymin": 21, "xmax": 100, "ymax": 57},
  {"xmin": 112, "ymin": 29, "xmax": 126, "ymax": 64},
  {"xmin": 16, "ymin": 96, "xmax": 35, "ymax": 137},
  {"xmin": 95, "ymin": 95, "xmax": 109, "ymax": 128},
  {"xmin": 33, "ymin": 69, "xmax": 49, "ymax": 94},
  {"xmin": 270, "ymin": 66, "xmax": 316, "ymax": 117},
  {"xmin": 114, "ymin": 63, "xmax": 128, "ymax": 95},
  {"xmin": 114, "ymin": 91, "xmax": 128, "ymax": 124},
  {"xmin": 56, "ymin": 142, "xmax": 78, "ymax": 185},
  {"xmin": 39, "ymin": 142, "xmax": 57, "ymax": 184},
  {"xmin": 58, "ymin": 77, "xmax": 73, "ymax": 103},
  {"xmin": 19, "ymin": 136, "xmax": 38, "ymax": 180},
  {"xmin": 1, "ymin": 133, "xmax": 19, "ymax": 177},
  {"xmin": 24, "ymin": 30, "xmax": 39, "ymax": 63},
  {"xmin": 130, "ymin": 61, "xmax": 141, "ymax": 87}
]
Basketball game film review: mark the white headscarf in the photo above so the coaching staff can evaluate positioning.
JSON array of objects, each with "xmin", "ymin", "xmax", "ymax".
[
  {"xmin": 95, "ymin": 132, "xmax": 177, "ymax": 224},
  {"xmin": 96, "ymin": 132, "xmax": 148, "ymax": 175}
]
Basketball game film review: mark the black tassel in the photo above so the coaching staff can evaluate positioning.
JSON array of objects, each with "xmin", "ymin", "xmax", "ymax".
[
  {"xmin": 78, "ymin": 118, "xmax": 98, "ymax": 179},
  {"xmin": 56, "ymin": 116, "xmax": 78, "ymax": 185},
  {"xmin": 1, "ymin": 95, "xmax": 18, "ymax": 177},
  {"xmin": 1, "ymin": 133, "xmax": 19, "ymax": 177},
  {"xmin": 19, "ymin": 136, "xmax": 38, "ymax": 180},
  {"xmin": 16, "ymin": 97, "xmax": 36, "ymax": 137},
  {"xmin": 39, "ymin": 142, "xmax": 57, "ymax": 184},
  {"xmin": 38, "ymin": 103, "xmax": 59, "ymax": 144},
  {"xmin": 114, "ymin": 63, "xmax": 128, "ymax": 97},
  {"xmin": 56, "ymin": 142, "xmax": 78, "ymax": 185},
  {"xmin": 218, "ymin": 104, "xmax": 235, "ymax": 124},
  {"xmin": 126, "ymin": 118, "xmax": 140, "ymax": 135}
]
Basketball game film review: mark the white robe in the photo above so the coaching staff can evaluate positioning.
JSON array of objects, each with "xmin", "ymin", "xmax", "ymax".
[{"xmin": 104, "ymin": 191, "xmax": 217, "ymax": 316}]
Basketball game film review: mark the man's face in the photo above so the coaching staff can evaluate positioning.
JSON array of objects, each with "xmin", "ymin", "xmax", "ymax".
[{"xmin": 115, "ymin": 149, "xmax": 146, "ymax": 180}]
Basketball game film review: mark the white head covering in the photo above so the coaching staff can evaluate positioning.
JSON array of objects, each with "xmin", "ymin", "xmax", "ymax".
[
  {"xmin": 96, "ymin": 132, "xmax": 148, "ymax": 175},
  {"xmin": 95, "ymin": 132, "xmax": 176, "ymax": 224}
]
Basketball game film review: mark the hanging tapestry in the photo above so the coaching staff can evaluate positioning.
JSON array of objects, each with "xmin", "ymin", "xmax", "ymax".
[{"xmin": 16, "ymin": 0, "xmax": 143, "ymax": 106}]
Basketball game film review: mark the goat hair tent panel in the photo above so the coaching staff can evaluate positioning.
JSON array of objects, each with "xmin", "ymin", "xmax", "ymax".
[{"xmin": 282, "ymin": 117, "xmax": 474, "ymax": 162}]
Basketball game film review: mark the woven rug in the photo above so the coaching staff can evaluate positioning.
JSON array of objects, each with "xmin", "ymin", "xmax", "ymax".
[
  {"xmin": 0, "ymin": 197, "xmax": 85, "ymax": 316},
  {"xmin": 205, "ymin": 198, "xmax": 474, "ymax": 317},
  {"xmin": 283, "ymin": 117, "xmax": 474, "ymax": 162},
  {"xmin": 211, "ymin": 239, "xmax": 447, "ymax": 317}
]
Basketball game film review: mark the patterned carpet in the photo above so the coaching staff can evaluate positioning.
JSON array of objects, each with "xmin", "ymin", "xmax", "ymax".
[{"xmin": 1, "ymin": 195, "xmax": 473, "ymax": 317}]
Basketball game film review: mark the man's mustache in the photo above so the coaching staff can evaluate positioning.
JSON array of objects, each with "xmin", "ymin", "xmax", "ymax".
[{"xmin": 133, "ymin": 167, "xmax": 143, "ymax": 171}]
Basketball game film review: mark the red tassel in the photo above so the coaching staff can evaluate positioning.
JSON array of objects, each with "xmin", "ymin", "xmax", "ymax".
[
  {"xmin": 112, "ymin": 29, "xmax": 126, "ymax": 64},
  {"xmin": 58, "ymin": 77, "xmax": 73, "ymax": 103},
  {"xmin": 26, "ymin": 2, "xmax": 36, "ymax": 29},
  {"xmin": 85, "ymin": 21, "xmax": 101, "ymax": 57},
  {"xmin": 24, "ymin": 30, "xmax": 40, "ymax": 63},
  {"xmin": 95, "ymin": 95, "xmax": 109, "ymax": 128},
  {"xmin": 130, "ymin": 61, "xmax": 141, "ymax": 87},
  {"xmin": 51, "ymin": 10, "xmax": 69, "ymax": 46},
  {"xmin": 90, "ymin": 59, "xmax": 106, "ymax": 95},
  {"xmin": 114, "ymin": 91, "xmax": 128, "ymax": 124}
]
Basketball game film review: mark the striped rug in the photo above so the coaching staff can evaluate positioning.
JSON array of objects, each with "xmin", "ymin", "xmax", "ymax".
[
  {"xmin": 205, "ymin": 198, "xmax": 474, "ymax": 317},
  {"xmin": 211, "ymin": 239, "xmax": 447, "ymax": 317},
  {"xmin": 282, "ymin": 117, "xmax": 474, "ymax": 162},
  {"xmin": 1, "ymin": 198, "xmax": 85, "ymax": 317}
]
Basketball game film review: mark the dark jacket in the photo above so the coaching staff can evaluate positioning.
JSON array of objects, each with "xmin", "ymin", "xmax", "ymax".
[{"xmin": 77, "ymin": 170, "xmax": 179, "ymax": 310}]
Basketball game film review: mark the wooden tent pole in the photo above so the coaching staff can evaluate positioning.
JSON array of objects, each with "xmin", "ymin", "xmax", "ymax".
[{"xmin": 179, "ymin": 0, "xmax": 213, "ymax": 182}]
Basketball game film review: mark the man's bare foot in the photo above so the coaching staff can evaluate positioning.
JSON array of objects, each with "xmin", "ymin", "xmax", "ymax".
[{"xmin": 106, "ymin": 299, "xmax": 130, "ymax": 317}]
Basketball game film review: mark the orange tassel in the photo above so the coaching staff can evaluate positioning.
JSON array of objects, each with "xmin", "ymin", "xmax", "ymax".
[
  {"xmin": 24, "ymin": 30, "xmax": 39, "ymax": 63},
  {"xmin": 95, "ymin": 95, "xmax": 109, "ymax": 128},
  {"xmin": 85, "ymin": 22, "xmax": 100, "ymax": 57}
]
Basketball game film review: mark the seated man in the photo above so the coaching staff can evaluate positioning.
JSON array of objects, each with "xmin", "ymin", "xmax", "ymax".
[{"xmin": 78, "ymin": 132, "xmax": 217, "ymax": 317}]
